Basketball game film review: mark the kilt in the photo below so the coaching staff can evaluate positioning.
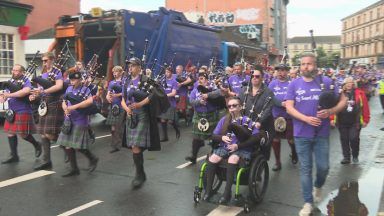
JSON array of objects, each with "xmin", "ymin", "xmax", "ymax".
[
  {"xmin": 213, "ymin": 147, "xmax": 252, "ymax": 161},
  {"xmin": 274, "ymin": 118, "xmax": 294, "ymax": 140},
  {"xmin": 37, "ymin": 96, "xmax": 64, "ymax": 135},
  {"xmin": 105, "ymin": 107, "xmax": 125, "ymax": 126},
  {"xmin": 192, "ymin": 111, "xmax": 219, "ymax": 140},
  {"xmin": 125, "ymin": 111, "xmax": 151, "ymax": 149},
  {"xmin": 158, "ymin": 106, "xmax": 177, "ymax": 121},
  {"xmin": 4, "ymin": 112, "xmax": 36, "ymax": 134},
  {"xmin": 57, "ymin": 124, "xmax": 95, "ymax": 149},
  {"xmin": 176, "ymin": 95, "xmax": 187, "ymax": 110}
]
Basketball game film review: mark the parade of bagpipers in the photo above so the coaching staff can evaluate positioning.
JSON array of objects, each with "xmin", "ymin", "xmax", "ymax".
[{"xmin": 0, "ymin": 0, "xmax": 384, "ymax": 216}]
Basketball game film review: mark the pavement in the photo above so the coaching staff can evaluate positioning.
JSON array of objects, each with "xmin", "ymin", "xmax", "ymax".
[{"xmin": 0, "ymin": 95, "xmax": 383, "ymax": 216}]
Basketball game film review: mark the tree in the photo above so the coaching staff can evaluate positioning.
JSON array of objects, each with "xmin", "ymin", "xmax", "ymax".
[{"xmin": 291, "ymin": 47, "xmax": 341, "ymax": 69}]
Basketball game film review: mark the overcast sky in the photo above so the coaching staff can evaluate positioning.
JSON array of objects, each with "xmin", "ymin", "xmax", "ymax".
[{"xmin": 81, "ymin": 0, "xmax": 379, "ymax": 37}]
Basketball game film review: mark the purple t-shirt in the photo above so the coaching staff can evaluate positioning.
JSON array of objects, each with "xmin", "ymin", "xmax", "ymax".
[
  {"xmin": 163, "ymin": 77, "xmax": 178, "ymax": 108},
  {"xmin": 268, "ymin": 79, "xmax": 290, "ymax": 118},
  {"xmin": 213, "ymin": 116, "xmax": 259, "ymax": 151},
  {"xmin": 41, "ymin": 70, "xmax": 63, "ymax": 96},
  {"xmin": 64, "ymin": 85, "xmax": 91, "ymax": 126},
  {"xmin": 7, "ymin": 78, "xmax": 32, "ymax": 113},
  {"xmin": 228, "ymin": 74, "xmax": 250, "ymax": 95},
  {"xmin": 189, "ymin": 88, "xmax": 217, "ymax": 113},
  {"xmin": 285, "ymin": 76, "xmax": 338, "ymax": 138},
  {"xmin": 108, "ymin": 80, "xmax": 123, "ymax": 107},
  {"xmin": 123, "ymin": 76, "xmax": 148, "ymax": 113}
]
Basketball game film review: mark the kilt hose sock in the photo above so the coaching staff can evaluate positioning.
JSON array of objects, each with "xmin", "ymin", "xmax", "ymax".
[
  {"xmin": 23, "ymin": 134, "xmax": 41, "ymax": 157},
  {"xmin": 132, "ymin": 152, "xmax": 146, "ymax": 188},
  {"xmin": 204, "ymin": 161, "xmax": 218, "ymax": 200}
]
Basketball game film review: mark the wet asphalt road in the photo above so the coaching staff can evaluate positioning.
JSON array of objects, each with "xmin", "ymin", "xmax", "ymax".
[{"xmin": 0, "ymin": 97, "xmax": 383, "ymax": 216}]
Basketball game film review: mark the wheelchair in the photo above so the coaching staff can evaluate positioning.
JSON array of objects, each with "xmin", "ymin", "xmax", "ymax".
[{"xmin": 193, "ymin": 131, "xmax": 270, "ymax": 213}]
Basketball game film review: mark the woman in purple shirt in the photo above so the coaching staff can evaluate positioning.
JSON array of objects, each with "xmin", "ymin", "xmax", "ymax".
[
  {"xmin": 158, "ymin": 67, "xmax": 180, "ymax": 142},
  {"xmin": 56, "ymin": 71, "xmax": 98, "ymax": 177},
  {"xmin": 203, "ymin": 97, "xmax": 260, "ymax": 204},
  {"xmin": 30, "ymin": 52, "xmax": 65, "ymax": 171},
  {"xmin": 105, "ymin": 66, "xmax": 124, "ymax": 153}
]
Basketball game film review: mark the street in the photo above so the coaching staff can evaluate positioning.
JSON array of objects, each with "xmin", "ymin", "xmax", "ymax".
[{"xmin": 0, "ymin": 96, "xmax": 383, "ymax": 216}]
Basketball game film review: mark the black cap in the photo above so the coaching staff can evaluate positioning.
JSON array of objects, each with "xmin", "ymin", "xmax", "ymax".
[
  {"xmin": 128, "ymin": 57, "xmax": 141, "ymax": 66},
  {"xmin": 69, "ymin": 71, "xmax": 82, "ymax": 79},
  {"xmin": 275, "ymin": 64, "xmax": 291, "ymax": 70}
]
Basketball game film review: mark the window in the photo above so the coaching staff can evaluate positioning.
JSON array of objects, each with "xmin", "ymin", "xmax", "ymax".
[
  {"xmin": 357, "ymin": 16, "xmax": 360, "ymax": 25},
  {"xmin": 304, "ymin": 44, "xmax": 308, "ymax": 50},
  {"xmin": 294, "ymin": 45, "xmax": 298, "ymax": 50},
  {"xmin": 364, "ymin": 14, "xmax": 367, "ymax": 23},
  {"xmin": 378, "ymin": 7, "xmax": 381, "ymax": 18},
  {"xmin": 0, "ymin": 34, "xmax": 14, "ymax": 75},
  {"xmin": 370, "ymin": 11, "xmax": 373, "ymax": 20},
  {"xmin": 352, "ymin": 18, "xmax": 355, "ymax": 26}
]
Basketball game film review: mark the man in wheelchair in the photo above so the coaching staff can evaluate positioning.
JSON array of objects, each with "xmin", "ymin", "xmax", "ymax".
[{"xmin": 202, "ymin": 97, "xmax": 268, "ymax": 205}]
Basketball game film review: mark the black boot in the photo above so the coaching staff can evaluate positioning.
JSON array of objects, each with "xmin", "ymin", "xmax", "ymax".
[
  {"xmin": 132, "ymin": 152, "xmax": 146, "ymax": 188},
  {"xmin": 23, "ymin": 134, "xmax": 42, "ymax": 158},
  {"xmin": 203, "ymin": 161, "xmax": 217, "ymax": 201},
  {"xmin": 34, "ymin": 137, "xmax": 52, "ymax": 170},
  {"xmin": 185, "ymin": 139, "xmax": 204, "ymax": 164},
  {"xmin": 219, "ymin": 163, "xmax": 237, "ymax": 205},
  {"xmin": 62, "ymin": 148, "xmax": 80, "ymax": 177},
  {"xmin": 160, "ymin": 122, "xmax": 169, "ymax": 142},
  {"xmin": 289, "ymin": 142, "xmax": 298, "ymax": 164},
  {"xmin": 2, "ymin": 136, "xmax": 19, "ymax": 164},
  {"xmin": 79, "ymin": 149, "xmax": 99, "ymax": 172},
  {"xmin": 172, "ymin": 122, "xmax": 180, "ymax": 139}
]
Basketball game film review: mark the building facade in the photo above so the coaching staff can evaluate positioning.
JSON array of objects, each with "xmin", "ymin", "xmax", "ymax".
[
  {"xmin": 288, "ymin": 35, "xmax": 341, "ymax": 65},
  {"xmin": 165, "ymin": 0, "xmax": 289, "ymax": 64},
  {"xmin": 18, "ymin": 0, "xmax": 80, "ymax": 35},
  {"xmin": 341, "ymin": 0, "xmax": 384, "ymax": 68},
  {"xmin": 0, "ymin": 1, "xmax": 33, "ymax": 81}
]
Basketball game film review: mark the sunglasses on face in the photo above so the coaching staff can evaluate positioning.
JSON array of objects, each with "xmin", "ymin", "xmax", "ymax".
[
  {"xmin": 42, "ymin": 59, "xmax": 49, "ymax": 62},
  {"xmin": 227, "ymin": 104, "xmax": 240, "ymax": 109},
  {"xmin": 252, "ymin": 74, "xmax": 261, "ymax": 79}
]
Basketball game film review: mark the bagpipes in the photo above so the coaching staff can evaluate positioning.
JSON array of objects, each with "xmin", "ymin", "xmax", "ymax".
[
  {"xmin": 196, "ymin": 57, "xmax": 227, "ymax": 109},
  {"xmin": 122, "ymin": 39, "xmax": 170, "ymax": 117},
  {"xmin": 1, "ymin": 51, "xmax": 41, "ymax": 102},
  {"xmin": 317, "ymin": 74, "xmax": 339, "ymax": 110},
  {"xmin": 63, "ymin": 54, "xmax": 102, "ymax": 115},
  {"xmin": 32, "ymin": 40, "xmax": 71, "ymax": 90}
]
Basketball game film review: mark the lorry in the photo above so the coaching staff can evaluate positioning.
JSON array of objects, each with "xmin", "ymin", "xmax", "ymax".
[{"xmin": 52, "ymin": 7, "xmax": 261, "ymax": 79}]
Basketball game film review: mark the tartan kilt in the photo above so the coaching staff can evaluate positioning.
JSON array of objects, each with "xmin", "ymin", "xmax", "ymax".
[
  {"xmin": 105, "ymin": 107, "xmax": 125, "ymax": 126},
  {"xmin": 158, "ymin": 106, "xmax": 177, "ymax": 121},
  {"xmin": 37, "ymin": 97, "xmax": 64, "ymax": 135},
  {"xmin": 4, "ymin": 112, "xmax": 36, "ymax": 134},
  {"xmin": 125, "ymin": 111, "xmax": 151, "ymax": 149},
  {"xmin": 57, "ymin": 124, "xmax": 95, "ymax": 149},
  {"xmin": 192, "ymin": 111, "xmax": 219, "ymax": 140},
  {"xmin": 176, "ymin": 95, "xmax": 187, "ymax": 110}
]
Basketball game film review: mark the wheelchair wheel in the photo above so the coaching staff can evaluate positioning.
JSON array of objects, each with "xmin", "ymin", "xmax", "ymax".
[
  {"xmin": 248, "ymin": 154, "xmax": 269, "ymax": 203},
  {"xmin": 202, "ymin": 169, "xmax": 223, "ymax": 194}
]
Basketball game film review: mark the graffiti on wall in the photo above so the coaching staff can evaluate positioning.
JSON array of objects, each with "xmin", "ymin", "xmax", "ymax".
[
  {"xmin": 205, "ymin": 8, "xmax": 260, "ymax": 25},
  {"xmin": 207, "ymin": 12, "xmax": 235, "ymax": 24},
  {"xmin": 238, "ymin": 24, "xmax": 262, "ymax": 41}
]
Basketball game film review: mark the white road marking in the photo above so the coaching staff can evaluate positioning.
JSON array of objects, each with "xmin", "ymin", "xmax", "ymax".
[
  {"xmin": 206, "ymin": 205, "xmax": 243, "ymax": 216},
  {"xmin": 0, "ymin": 170, "xmax": 55, "ymax": 188},
  {"xmin": 50, "ymin": 134, "xmax": 111, "ymax": 149},
  {"xmin": 176, "ymin": 155, "xmax": 207, "ymax": 169},
  {"xmin": 57, "ymin": 200, "xmax": 103, "ymax": 216},
  {"xmin": 95, "ymin": 134, "xmax": 112, "ymax": 139}
]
